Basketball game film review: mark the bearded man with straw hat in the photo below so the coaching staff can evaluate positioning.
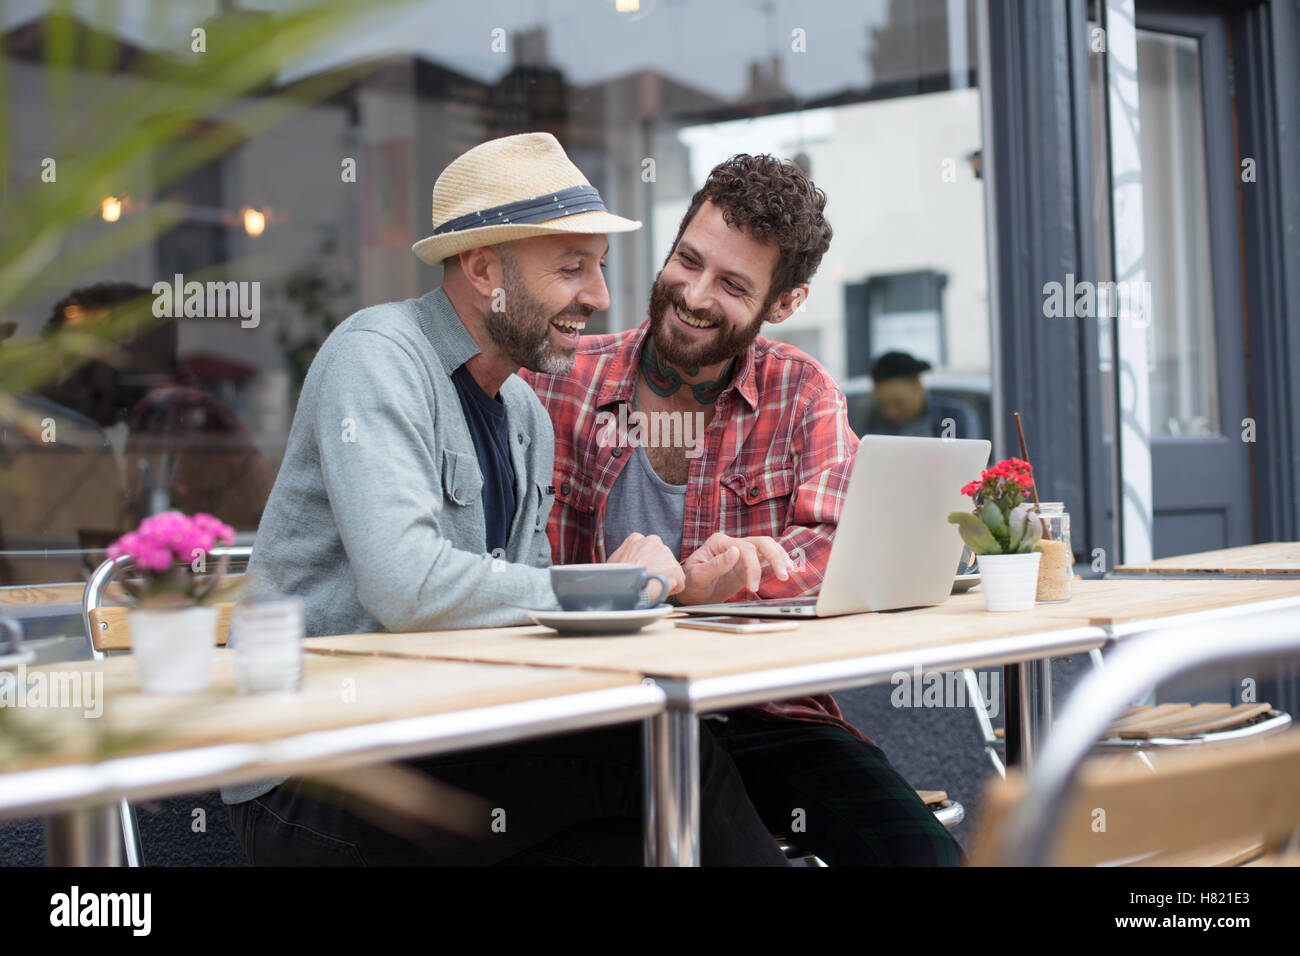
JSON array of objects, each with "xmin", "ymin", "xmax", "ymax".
[{"xmin": 221, "ymin": 132, "xmax": 788, "ymax": 867}]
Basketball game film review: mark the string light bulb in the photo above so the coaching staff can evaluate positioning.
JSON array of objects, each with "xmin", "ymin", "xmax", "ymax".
[{"xmin": 242, "ymin": 206, "xmax": 266, "ymax": 237}]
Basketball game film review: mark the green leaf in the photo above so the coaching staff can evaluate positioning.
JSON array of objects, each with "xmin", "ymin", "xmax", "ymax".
[
  {"xmin": 979, "ymin": 500, "xmax": 1006, "ymax": 534},
  {"xmin": 1019, "ymin": 512, "xmax": 1044, "ymax": 552},
  {"xmin": 1007, "ymin": 505, "xmax": 1027, "ymax": 552},
  {"xmin": 948, "ymin": 512, "xmax": 1002, "ymax": 555}
]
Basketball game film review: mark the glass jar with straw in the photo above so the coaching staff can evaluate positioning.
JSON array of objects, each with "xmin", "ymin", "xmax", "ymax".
[
  {"xmin": 1013, "ymin": 413, "xmax": 1073, "ymax": 603},
  {"xmin": 1031, "ymin": 502, "xmax": 1072, "ymax": 601}
]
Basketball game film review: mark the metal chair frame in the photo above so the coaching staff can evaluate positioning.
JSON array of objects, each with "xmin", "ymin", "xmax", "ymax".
[
  {"xmin": 81, "ymin": 546, "xmax": 252, "ymax": 866},
  {"xmin": 992, "ymin": 604, "xmax": 1300, "ymax": 865},
  {"xmin": 963, "ymin": 647, "xmax": 1292, "ymax": 780}
]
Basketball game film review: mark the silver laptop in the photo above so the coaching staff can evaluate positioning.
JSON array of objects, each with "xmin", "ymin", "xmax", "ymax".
[{"xmin": 680, "ymin": 435, "xmax": 992, "ymax": 618}]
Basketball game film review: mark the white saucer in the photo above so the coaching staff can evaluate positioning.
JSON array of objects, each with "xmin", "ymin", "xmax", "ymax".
[
  {"xmin": 952, "ymin": 572, "xmax": 982, "ymax": 594},
  {"xmin": 528, "ymin": 605, "xmax": 674, "ymax": 636}
]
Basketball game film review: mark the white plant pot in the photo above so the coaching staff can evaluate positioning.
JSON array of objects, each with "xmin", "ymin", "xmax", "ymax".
[
  {"xmin": 977, "ymin": 552, "xmax": 1042, "ymax": 612},
  {"xmin": 128, "ymin": 606, "xmax": 218, "ymax": 694}
]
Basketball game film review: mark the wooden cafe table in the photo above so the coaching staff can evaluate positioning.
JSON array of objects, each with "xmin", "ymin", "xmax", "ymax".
[
  {"xmin": 305, "ymin": 576, "xmax": 1300, "ymax": 866},
  {"xmin": 306, "ymin": 600, "xmax": 1107, "ymax": 865},
  {"xmin": 1111, "ymin": 542, "xmax": 1300, "ymax": 580},
  {"xmin": 0, "ymin": 650, "xmax": 663, "ymax": 865}
]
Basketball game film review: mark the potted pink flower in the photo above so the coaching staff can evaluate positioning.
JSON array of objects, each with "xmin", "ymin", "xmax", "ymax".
[
  {"xmin": 107, "ymin": 511, "xmax": 243, "ymax": 693},
  {"xmin": 947, "ymin": 458, "xmax": 1043, "ymax": 611}
]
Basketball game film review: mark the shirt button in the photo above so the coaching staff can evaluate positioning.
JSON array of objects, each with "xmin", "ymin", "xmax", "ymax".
[
  {"xmin": 517, "ymin": 433, "xmax": 525, "ymax": 444},
  {"xmin": 748, "ymin": 487, "xmax": 759, "ymax": 498},
  {"xmin": 454, "ymin": 489, "xmax": 463, "ymax": 501},
  {"xmin": 588, "ymin": 506, "xmax": 596, "ymax": 515},
  {"xmin": 611, "ymin": 447, "xmax": 623, "ymax": 458},
  {"xmin": 561, "ymin": 482, "xmax": 571, "ymax": 495}
]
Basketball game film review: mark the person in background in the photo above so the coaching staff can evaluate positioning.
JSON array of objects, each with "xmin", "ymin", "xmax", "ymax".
[
  {"xmin": 37, "ymin": 282, "xmax": 272, "ymax": 531},
  {"xmin": 864, "ymin": 350, "xmax": 981, "ymax": 439},
  {"xmin": 39, "ymin": 282, "xmax": 175, "ymax": 429}
]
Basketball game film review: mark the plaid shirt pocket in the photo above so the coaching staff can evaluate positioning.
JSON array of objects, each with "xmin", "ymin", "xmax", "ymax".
[{"xmin": 719, "ymin": 466, "xmax": 796, "ymax": 534}]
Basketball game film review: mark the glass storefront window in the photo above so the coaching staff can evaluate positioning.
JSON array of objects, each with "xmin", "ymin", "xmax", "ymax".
[{"xmin": 1, "ymin": 0, "xmax": 992, "ymax": 584}]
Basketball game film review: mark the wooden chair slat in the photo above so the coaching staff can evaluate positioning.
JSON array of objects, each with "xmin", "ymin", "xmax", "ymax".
[
  {"xmin": 1119, "ymin": 703, "xmax": 1274, "ymax": 739},
  {"xmin": 0, "ymin": 584, "xmax": 127, "ymax": 606},
  {"xmin": 1114, "ymin": 702, "xmax": 1230, "ymax": 734},
  {"xmin": 1105, "ymin": 702, "xmax": 1192, "ymax": 733},
  {"xmin": 1131, "ymin": 838, "xmax": 1266, "ymax": 867},
  {"xmin": 89, "ymin": 605, "xmax": 233, "ymax": 652}
]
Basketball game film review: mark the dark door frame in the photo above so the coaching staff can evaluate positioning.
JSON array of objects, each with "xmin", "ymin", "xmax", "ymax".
[
  {"xmin": 982, "ymin": 0, "xmax": 1110, "ymax": 568},
  {"xmin": 1232, "ymin": 0, "xmax": 1300, "ymax": 545}
]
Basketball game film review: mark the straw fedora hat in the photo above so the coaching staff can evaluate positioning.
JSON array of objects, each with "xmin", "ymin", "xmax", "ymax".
[{"xmin": 412, "ymin": 132, "xmax": 641, "ymax": 265}]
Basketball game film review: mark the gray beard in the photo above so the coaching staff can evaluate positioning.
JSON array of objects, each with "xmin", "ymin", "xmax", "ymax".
[{"xmin": 487, "ymin": 264, "xmax": 579, "ymax": 375}]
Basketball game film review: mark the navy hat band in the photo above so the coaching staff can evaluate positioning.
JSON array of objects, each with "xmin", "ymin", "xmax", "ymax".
[{"xmin": 432, "ymin": 185, "xmax": 607, "ymax": 236}]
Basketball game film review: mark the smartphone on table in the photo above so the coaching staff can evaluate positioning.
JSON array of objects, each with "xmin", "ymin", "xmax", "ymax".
[{"xmin": 674, "ymin": 616, "xmax": 800, "ymax": 634}]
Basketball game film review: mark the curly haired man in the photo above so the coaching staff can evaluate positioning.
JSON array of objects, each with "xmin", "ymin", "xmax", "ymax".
[{"xmin": 523, "ymin": 154, "xmax": 963, "ymax": 866}]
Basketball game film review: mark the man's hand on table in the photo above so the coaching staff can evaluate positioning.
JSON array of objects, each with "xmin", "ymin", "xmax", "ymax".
[
  {"xmin": 606, "ymin": 532, "xmax": 686, "ymax": 604},
  {"xmin": 676, "ymin": 532, "xmax": 793, "ymax": 606}
]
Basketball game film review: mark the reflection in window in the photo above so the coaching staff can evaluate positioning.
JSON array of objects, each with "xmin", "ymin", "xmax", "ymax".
[
  {"xmin": 1135, "ymin": 29, "xmax": 1220, "ymax": 438},
  {"xmin": 1, "ymin": 0, "xmax": 990, "ymax": 583}
]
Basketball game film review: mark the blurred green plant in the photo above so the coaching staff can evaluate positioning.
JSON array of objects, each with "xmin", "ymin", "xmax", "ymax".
[{"xmin": 0, "ymin": 0, "xmax": 415, "ymax": 421}]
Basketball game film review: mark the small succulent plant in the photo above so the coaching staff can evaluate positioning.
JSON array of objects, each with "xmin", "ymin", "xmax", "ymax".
[{"xmin": 947, "ymin": 458, "xmax": 1043, "ymax": 555}]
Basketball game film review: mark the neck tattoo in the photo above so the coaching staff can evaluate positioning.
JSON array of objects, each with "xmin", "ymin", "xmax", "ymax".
[{"xmin": 640, "ymin": 339, "xmax": 734, "ymax": 404}]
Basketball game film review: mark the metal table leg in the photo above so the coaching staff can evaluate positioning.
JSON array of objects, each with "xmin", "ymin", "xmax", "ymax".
[
  {"xmin": 45, "ymin": 804, "xmax": 121, "ymax": 866},
  {"xmin": 1003, "ymin": 663, "xmax": 1025, "ymax": 765},
  {"xmin": 1032, "ymin": 657, "xmax": 1053, "ymax": 746},
  {"xmin": 642, "ymin": 716, "xmax": 656, "ymax": 866},
  {"xmin": 1005, "ymin": 658, "xmax": 1053, "ymax": 769},
  {"xmin": 643, "ymin": 708, "xmax": 699, "ymax": 866}
]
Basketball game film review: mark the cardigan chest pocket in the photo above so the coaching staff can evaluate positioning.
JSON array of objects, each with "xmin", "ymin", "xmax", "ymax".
[{"xmin": 441, "ymin": 449, "xmax": 484, "ymax": 508}]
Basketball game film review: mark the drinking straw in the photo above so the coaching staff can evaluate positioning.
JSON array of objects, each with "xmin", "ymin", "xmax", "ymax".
[{"xmin": 1013, "ymin": 412, "xmax": 1048, "ymax": 533}]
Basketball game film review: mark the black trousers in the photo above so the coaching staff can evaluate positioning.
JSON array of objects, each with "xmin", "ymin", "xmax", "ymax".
[
  {"xmin": 228, "ymin": 722, "xmax": 789, "ymax": 866},
  {"xmin": 710, "ymin": 709, "xmax": 965, "ymax": 866}
]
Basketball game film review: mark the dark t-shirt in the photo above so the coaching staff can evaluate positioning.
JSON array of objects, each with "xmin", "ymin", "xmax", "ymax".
[{"xmin": 450, "ymin": 364, "xmax": 516, "ymax": 555}]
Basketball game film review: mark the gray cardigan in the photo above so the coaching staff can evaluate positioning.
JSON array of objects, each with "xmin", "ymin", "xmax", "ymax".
[{"xmin": 222, "ymin": 287, "xmax": 559, "ymax": 804}]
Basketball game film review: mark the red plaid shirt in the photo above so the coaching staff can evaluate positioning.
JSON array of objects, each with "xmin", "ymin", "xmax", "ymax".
[{"xmin": 522, "ymin": 321, "xmax": 869, "ymax": 742}]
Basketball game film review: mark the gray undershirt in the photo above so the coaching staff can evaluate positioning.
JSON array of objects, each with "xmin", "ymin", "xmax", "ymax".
[{"xmin": 604, "ymin": 440, "xmax": 688, "ymax": 559}]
